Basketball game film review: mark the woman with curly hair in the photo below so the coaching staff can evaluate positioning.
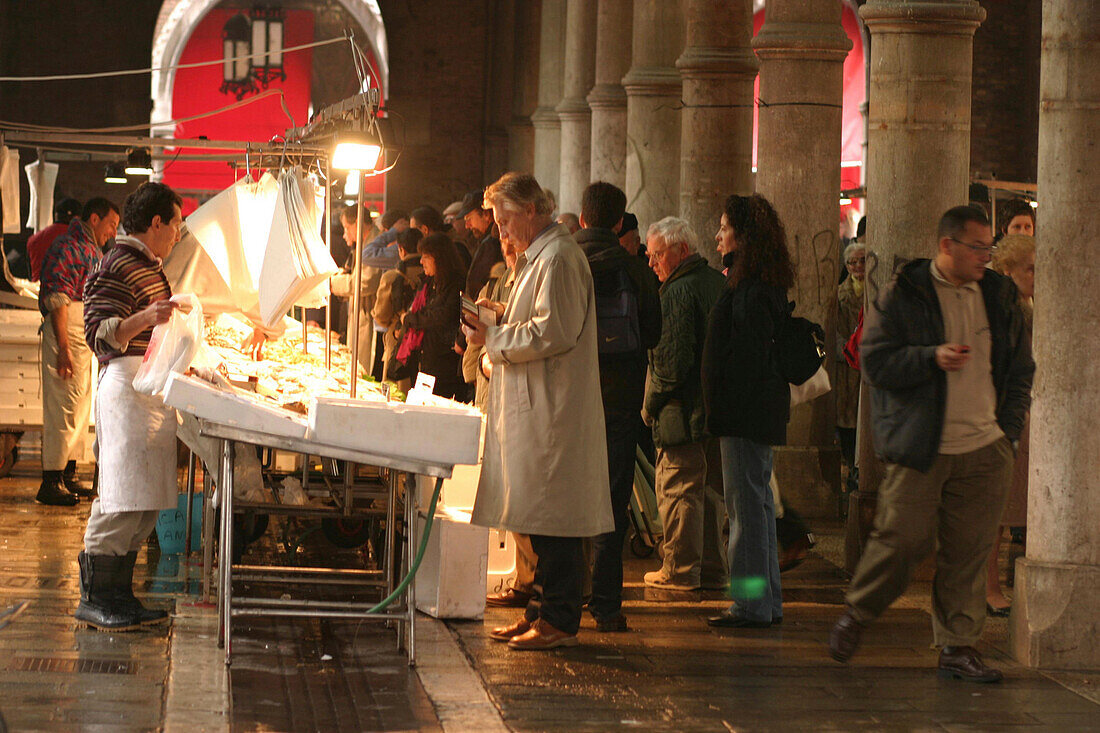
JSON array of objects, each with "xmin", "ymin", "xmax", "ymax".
[{"xmin": 701, "ymin": 194, "xmax": 795, "ymax": 628}]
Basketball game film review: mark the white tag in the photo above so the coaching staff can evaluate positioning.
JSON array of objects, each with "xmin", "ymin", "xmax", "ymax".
[{"xmin": 414, "ymin": 372, "xmax": 436, "ymax": 393}]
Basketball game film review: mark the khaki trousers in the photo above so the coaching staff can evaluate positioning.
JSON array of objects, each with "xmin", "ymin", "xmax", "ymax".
[
  {"xmin": 83, "ymin": 498, "xmax": 159, "ymax": 557},
  {"xmin": 846, "ymin": 436, "xmax": 1014, "ymax": 646},
  {"xmin": 40, "ymin": 303, "xmax": 94, "ymax": 470},
  {"xmin": 655, "ymin": 441, "xmax": 728, "ymax": 586},
  {"xmin": 511, "ymin": 532, "xmax": 538, "ymax": 594}
]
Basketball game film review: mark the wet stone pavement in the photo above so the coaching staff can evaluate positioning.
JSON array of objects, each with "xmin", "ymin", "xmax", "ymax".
[{"xmin": 2, "ymin": 449, "xmax": 1099, "ymax": 731}]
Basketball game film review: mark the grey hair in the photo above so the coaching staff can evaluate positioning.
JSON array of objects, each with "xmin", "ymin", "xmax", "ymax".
[
  {"xmin": 484, "ymin": 172, "xmax": 554, "ymax": 216},
  {"xmin": 646, "ymin": 216, "xmax": 698, "ymax": 254},
  {"xmin": 843, "ymin": 242, "xmax": 866, "ymax": 262}
]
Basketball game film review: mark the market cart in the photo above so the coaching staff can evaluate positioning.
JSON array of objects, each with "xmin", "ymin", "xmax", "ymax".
[{"xmin": 162, "ymin": 372, "xmax": 482, "ymax": 667}]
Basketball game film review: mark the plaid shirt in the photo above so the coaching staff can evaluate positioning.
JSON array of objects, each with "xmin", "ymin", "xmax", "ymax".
[{"xmin": 38, "ymin": 218, "xmax": 101, "ymax": 316}]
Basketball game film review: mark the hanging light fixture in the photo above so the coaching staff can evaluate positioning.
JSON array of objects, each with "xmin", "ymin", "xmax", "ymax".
[
  {"xmin": 331, "ymin": 128, "xmax": 383, "ymax": 171},
  {"xmin": 220, "ymin": 12, "xmax": 255, "ymax": 100},
  {"xmin": 250, "ymin": 6, "xmax": 286, "ymax": 88},
  {"xmin": 125, "ymin": 148, "xmax": 154, "ymax": 176},
  {"xmin": 104, "ymin": 162, "xmax": 128, "ymax": 184},
  {"xmin": 343, "ymin": 170, "xmax": 361, "ymax": 197}
]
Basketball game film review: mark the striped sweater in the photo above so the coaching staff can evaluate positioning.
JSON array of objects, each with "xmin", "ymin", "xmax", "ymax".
[{"xmin": 83, "ymin": 236, "xmax": 172, "ymax": 364}]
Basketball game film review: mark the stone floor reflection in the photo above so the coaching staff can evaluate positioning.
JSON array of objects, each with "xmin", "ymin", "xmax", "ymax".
[{"xmin": 1, "ymin": 452, "xmax": 1098, "ymax": 732}]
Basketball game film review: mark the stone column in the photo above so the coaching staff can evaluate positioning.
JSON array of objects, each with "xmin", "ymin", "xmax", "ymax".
[
  {"xmin": 753, "ymin": 0, "xmax": 851, "ymax": 518},
  {"xmin": 678, "ymin": 0, "xmax": 757, "ymax": 270},
  {"xmin": 508, "ymin": 0, "xmax": 542, "ymax": 173},
  {"xmin": 555, "ymin": 0, "xmax": 598, "ymax": 214},
  {"xmin": 587, "ymin": 0, "xmax": 633, "ymax": 190},
  {"xmin": 532, "ymin": 0, "xmax": 567, "ymax": 195},
  {"xmin": 845, "ymin": 0, "xmax": 985, "ymax": 570},
  {"xmin": 484, "ymin": 1, "xmax": 517, "ymax": 183},
  {"xmin": 1012, "ymin": 0, "xmax": 1100, "ymax": 670},
  {"xmin": 623, "ymin": 0, "xmax": 684, "ymax": 232}
]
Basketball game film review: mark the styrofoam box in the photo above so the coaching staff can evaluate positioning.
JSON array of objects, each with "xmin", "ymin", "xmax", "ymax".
[
  {"xmin": 486, "ymin": 527, "xmax": 518, "ymax": 595},
  {"xmin": 0, "ymin": 309, "xmax": 42, "ymax": 342},
  {"xmin": 414, "ymin": 506, "xmax": 488, "ymax": 620},
  {"xmin": 308, "ymin": 396, "xmax": 483, "ymax": 467},
  {"xmin": 162, "ymin": 372, "xmax": 308, "ymax": 440}
]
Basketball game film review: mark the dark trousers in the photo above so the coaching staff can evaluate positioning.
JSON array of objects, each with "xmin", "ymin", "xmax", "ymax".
[
  {"xmin": 524, "ymin": 535, "xmax": 583, "ymax": 634},
  {"xmin": 838, "ymin": 426, "xmax": 857, "ymax": 467},
  {"xmin": 589, "ymin": 408, "xmax": 638, "ymax": 620}
]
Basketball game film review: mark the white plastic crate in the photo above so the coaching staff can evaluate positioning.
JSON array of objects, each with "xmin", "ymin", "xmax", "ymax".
[
  {"xmin": 308, "ymin": 396, "xmax": 482, "ymax": 467},
  {"xmin": 162, "ymin": 372, "xmax": 308, "ymax": 440},
  {"xmin": 414, "ymin": 506, "xmax": 488, "ymax": 620}
]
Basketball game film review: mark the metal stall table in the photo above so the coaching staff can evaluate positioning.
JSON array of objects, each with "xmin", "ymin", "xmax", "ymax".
[{"xmin": 197, "ymin": 418, "xmax": 456, "ymax": 667}]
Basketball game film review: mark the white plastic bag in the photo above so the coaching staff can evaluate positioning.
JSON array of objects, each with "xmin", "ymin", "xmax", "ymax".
[
  {"xmin": 789, "ymin": 364, "xmax": 831, "ymax": 408},
  {"xmin": 133, "ymin": 294, "xmax": 207, "ymax": 395}
]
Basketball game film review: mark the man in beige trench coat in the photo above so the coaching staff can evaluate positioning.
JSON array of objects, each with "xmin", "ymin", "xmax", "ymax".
[{"xmin": 464, "ymin": 172, "xmax": 614, "ymax": 650}]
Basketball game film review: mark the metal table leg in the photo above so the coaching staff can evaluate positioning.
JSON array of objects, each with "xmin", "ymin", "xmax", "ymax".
[
  {"xmin": 184, "ymin": 450, "xmax": 196, "ymax": 556},
  {"xmin": 405, "ymin": 471, "xmax": 418, "ymax": 665},
  {"xmin": 221, "ymin": 439, "xmax": 235, "ymax": 666},
  {"xmin": 201, "ymin": 467, "xmax": 215, "ymax": 603}
]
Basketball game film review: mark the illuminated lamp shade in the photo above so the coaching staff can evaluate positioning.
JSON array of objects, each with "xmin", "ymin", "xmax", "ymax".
[
  {"xmin": 125, "ymin": 148, "xmax": 154, "ymax": 176},
  {"xmin": 343, "ymin": 171, "xmax": 360, "ymax": 197},
  {"xmin": 104, "ymin": 162, "xmax": 128, "ymax": 184},
  {"xmin": 331, "ymin": 130, "xmax": 382, "ymax": 171}
]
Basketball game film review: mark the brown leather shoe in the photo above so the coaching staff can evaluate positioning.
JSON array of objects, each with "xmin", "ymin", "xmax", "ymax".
[
  {"xmin": 938, "ymin": 646, "xmax": 1003, "ymax": 683},
  {"xmin": 507, "ymin": 618, "xmax": 579, "ymax": 650},
  {"xmin": 486, "ymin": 587, "xmax": 534, "ymax": 608},
  {"xmin": 828, "ymin": 608, "xmax": 866, "ymax": 663},
  {"xmin": 488, "ymin": 617, "xmax": 531, "ymax": 642}
]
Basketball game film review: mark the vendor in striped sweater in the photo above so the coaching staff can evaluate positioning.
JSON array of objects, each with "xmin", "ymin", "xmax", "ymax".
[{"xmin": 76, "ymin": 181, "xmax": 183, "ymax": 632}]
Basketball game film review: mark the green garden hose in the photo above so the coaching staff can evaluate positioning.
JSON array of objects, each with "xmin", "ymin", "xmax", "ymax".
[{"xmin": 367, "ymin": 475, "xmax": 443, "ymax": 613}]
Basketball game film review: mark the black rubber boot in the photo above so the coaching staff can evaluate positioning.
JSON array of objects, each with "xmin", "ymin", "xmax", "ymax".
[
  {"xmin": 73, "ymin": 552, "xmax": 141, "ymax": 631},
  {"xmin": 37, "ymin": 471, "xmax": 78, "ymax": 506},
  {"xmin": 116, "ymin": 552, "xmax": 169, "ymax": 626},
  {"xmin": 62, "ymin": 461, "xmax": 94, "ymax": 498}
]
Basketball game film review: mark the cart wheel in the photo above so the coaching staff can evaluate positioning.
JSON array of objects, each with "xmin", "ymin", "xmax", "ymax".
[
  {"xmin": 630, "ymin": 532, "xmax": 655, "ymax": 559},
  {"xmin": 321, "ymin": 518, "xmax": 372, "ymax": 548}
]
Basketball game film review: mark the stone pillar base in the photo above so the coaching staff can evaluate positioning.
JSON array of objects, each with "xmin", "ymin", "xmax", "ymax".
[
  {"xmin": 772, "ymin": 445, "xmax": 842, "ymax": 520},
  {"xmin": 1012, "ymin": 558, "xmax": 1100, "ymax": 670}
]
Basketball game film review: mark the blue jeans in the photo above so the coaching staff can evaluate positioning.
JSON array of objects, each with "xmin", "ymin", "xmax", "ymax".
[{"xmin": 720, "ymin": 436, "xmax": 782, "ymax": 622}]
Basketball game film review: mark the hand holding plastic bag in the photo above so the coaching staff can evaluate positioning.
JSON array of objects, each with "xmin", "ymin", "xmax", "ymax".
[{"xmin": 133, "ymin": 294, "xmax": 212, "ymax": 395}]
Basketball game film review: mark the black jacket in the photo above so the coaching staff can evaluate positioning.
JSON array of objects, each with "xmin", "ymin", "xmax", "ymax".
[
  {"xmin": 403, "ymin": 274, "xmax": 462, "ymax": 385},
  {"xmin": 465, "ymin": 231, "xmax": 504, "ymax": 298},
  {"xmin": 701, "ymin": 278, "xmax": 790, "ymax": 446},
  {"xmin": 862, "ymin": 258, "xmax": 1034, "ymax": 471},
  {"xmin": 577, "ymin": 227, "xmax": 662, "ymax": 412}
]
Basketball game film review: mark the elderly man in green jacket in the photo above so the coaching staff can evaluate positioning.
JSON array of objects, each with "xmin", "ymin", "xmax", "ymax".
[{"xmin": 642, "ymin": 217, "xmax": 728, "ymax": 591}]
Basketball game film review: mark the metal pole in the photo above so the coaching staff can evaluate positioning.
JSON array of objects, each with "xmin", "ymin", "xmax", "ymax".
[
  {"xmin": 184, "ymin": 450, "xmax": 196, "ymax": 557},
  {"xmin": 348, "ymin": 173, "xmax": 364, "ymax": 399},
  {"xmin": 324, "ymin": 158, "xmax": 333, "ymax": 371},
  {"xmin": 202, "ymin": 467, "xmax": 215, "ymax": 603}
]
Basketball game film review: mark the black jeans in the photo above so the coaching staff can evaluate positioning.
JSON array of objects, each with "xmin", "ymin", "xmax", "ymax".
[
  {"xmin": 524, "ymin": 535, "xmax": 584, "ymax": 634},
  {"xmin": 589, "ymin": 408, "xmax": 639, "ymax": 621}
]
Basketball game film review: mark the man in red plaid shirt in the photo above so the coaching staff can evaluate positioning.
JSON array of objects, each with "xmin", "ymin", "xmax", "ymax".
[{"xmin": 36, "ymin": 197, "xmax": 119, "ymax": 506}]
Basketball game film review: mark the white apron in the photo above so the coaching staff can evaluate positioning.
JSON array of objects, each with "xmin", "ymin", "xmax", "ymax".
[
  {"xmin": 40, "ymin": 301, "xmax": 94, "ymax": 469},
  {"xmin": 94, "ymin": 356, "xmax": 178, "ymax": 513}
]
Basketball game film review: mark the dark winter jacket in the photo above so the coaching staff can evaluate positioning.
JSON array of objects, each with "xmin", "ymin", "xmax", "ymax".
[
  {"xmin": 861, "ymin": 258, "xmax": 1034, "ymax": 472},
  {"xmin": 577, "ymin": 227, "xmax": 662, "ymax": 412},
  {"xmin": 403, "ymin": 274, "xmax": 462, "ymax": 385},
  {"xmin": 701, "ymin": 278, "xmax": 791, "ymax": 446},
  {"xmin": 465, "ymin": 231, "xmax": 504, "ymax": 298},
  {"xmin": 644, "ymin": 254, "xmax": 726, "ymax": 448}
]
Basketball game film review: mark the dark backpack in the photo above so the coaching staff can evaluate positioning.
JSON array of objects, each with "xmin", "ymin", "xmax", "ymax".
[
  {"xmin": 593, "ymin": 266, "xmax": 641, "ymax": 355},
  {"xmin": 774, "ymin": 302, "xmax": 825, "ymax": 385}
]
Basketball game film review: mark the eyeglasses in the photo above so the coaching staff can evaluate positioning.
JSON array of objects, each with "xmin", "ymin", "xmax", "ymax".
[
  {"xmin": 846, "ymin": 257, "xmax": 866, "ymax": 266},
  {"xmin": 950, "ymin": 237, "xmax": 997, "ymax": 257}
]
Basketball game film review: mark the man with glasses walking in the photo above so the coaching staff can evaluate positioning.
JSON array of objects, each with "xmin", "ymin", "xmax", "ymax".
[{"xmin": 828, "ymin": 206, "xmax": 1034, "ymax": 683}]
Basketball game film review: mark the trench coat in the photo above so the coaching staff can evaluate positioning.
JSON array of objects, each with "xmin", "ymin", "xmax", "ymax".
[{"xmin": 470, "ymin": 224, "xmax": 614, "ymax": 537}]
